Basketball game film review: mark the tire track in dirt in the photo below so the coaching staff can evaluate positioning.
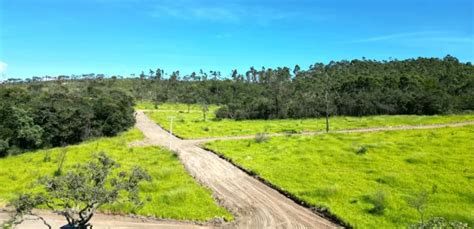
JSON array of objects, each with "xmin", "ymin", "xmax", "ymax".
[{"xmin": 134, "ymin": 111, "xmax": 340, "ymax": 229}]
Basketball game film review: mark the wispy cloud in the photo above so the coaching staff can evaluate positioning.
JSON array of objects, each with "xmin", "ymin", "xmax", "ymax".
[
  {"xmin": 420, "ymin": 37, "xmax": 474, "ymax": 43},
  {"xmin": 0, "ymin": 61, "xmax": 7, "ymax": 74},
  {"xmin": 146, "ymin": 1, "xmax": 326, "ymax": 25},
  {"xmin": 150, "ymin": 5, "xmax": 241, "ymax": 22},
  {"xmin": 349, "ymin": 31, "xmax": 446, "ymax": 43},
  {"xmin": 344, "ymin": 31, "xmax": 474, "ymax": 47}
]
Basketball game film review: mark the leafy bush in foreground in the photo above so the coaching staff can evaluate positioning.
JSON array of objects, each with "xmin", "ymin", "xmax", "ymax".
[{"xmin": 3, "ymin": 153, "xmax": 151, "ymax": 229}]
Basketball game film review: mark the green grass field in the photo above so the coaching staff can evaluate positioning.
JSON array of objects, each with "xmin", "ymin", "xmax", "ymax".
[
  {"xmin": 135, "ymin": 100, "xmax": 219, "ymax": 112},
  {"xmin": 0, "ymin": 129, "xmax": 232, "ymax": 222},
  {"xmin": 204, "ymin": 126, "xmax": 474, "ymax": 228},
  {"xmin": 141, "ymin": 102, "xmax": 474, "ymax": 139}
]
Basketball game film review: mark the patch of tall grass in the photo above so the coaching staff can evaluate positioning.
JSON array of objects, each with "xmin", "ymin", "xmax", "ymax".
[
  {"xmin": 205, "ymin": 126, "xmax": 474, "ymax": 228},
  {"xmin": 0, "ymin": 128, "xmax": 232, "ymax": 221}
]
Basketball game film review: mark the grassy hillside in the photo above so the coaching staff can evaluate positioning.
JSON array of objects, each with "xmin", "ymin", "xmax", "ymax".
[
  {"xmin": 0, "ymin": 129, "xmax": 232, "ymax": 221},
  {"xmin": 205, "ymin": 126, "xmax": 474, "ymax": 228},
  {"xmin": 141, "ymin": 103, "xmax": 474, "ymax": 139}
]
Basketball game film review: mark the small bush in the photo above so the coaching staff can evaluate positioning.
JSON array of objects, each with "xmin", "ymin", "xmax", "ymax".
[
  {"xmin": 407, "ymin": 190, "xmax": 430, "ymax": 224},
  {"xmin": 409, "ymin": 217, "xmax": 469, "ymax": 229},
  {"xmin": 202, "ymin": 126, "xmax": 210, "ymax": 132},
  {"xmin": 356, "ymin": 145, "xmax": 368, "ymax": 155},
  {"xmin": 215, "ymin": 106, "xmax": 231, "ymax": 119},
  {"xmin": 0, "ymin": 139, "xmax": 9, "ymax": 157},
  {"xmin": 43, "ymin": 151, "xmax": 51, "ymax": 162},
  {"xmin": 255, "ymin": 133, "xmax": 269, "ymax": 143},
  {"xmin": 366, "ymin": 191, "xmax": 387, "ymax": 215},
  {"xmin": 283, "ymin": 129, "xmax": 298, "ymax": 137}
]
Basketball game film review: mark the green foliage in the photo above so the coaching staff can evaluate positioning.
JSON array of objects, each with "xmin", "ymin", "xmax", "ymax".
[
  {"xmin": 6, "ymin": 56, "xmax": 474, "ymax": 121},
  {"xmin": 409, "ymin": 217, "xmax": 470, "ymax": 229},
  {"xmin": 0, "ymin": 83, "xmax": 135, "ymax": 157},
  {"xmin": 2, "ymin": 193, "xmax": 51, "ymax": 229},
  {"xmin": 356, "ymin": 145, "xmax": 368, "ymax": 155},
  {"xmin": 205, "ymin": 126, "xmax": 474, "ymax": 228},
  {"xmin": 365, "ymin": 191, "xmax": 387, "ymax": 215},
  {"xmin": 407, "ymin": 190, "xmax": 430, "ymax": 224},
  {"xmin": 6, "ymin": 153, "xmax": 152, "ymax": 228},
  {"xmin": 212, "ymin": 56, "xmax": 474, "ymax": 119},
  {"xmin": 0, "ymin": 129, "xmax": 232, "ymax": 222}
]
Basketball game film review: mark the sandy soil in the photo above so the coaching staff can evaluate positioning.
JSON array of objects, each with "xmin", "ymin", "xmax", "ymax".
[
  {"xmin": 133, "ymin": 111, "xmax": 339, "ymax": 229},
  {"xmin": 0, "ymin": 209, "xmax": 207, "ymax": 229}
]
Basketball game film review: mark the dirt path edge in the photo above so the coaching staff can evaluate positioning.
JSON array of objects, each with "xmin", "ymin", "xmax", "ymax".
[{"xmin": 201, "ymin": 146, "xmax": 352, "ymax": 228}]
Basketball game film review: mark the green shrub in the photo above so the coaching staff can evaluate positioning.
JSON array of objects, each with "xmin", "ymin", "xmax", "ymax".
[
  {"xmin": 366, "ymin": 191, "xmax": 387, "ymax": 215},
  {"xmin": 255, "ymin": 133, "xmax": 269, "ymax": 143},
  {"xmin": 356, "ymin": 145, "xmax": 368, "ymax": 155},
  {"xmin": 0, "ymin": 85, "xmax": 135, "ymax": 157},
  {"xmin": 409, "ymin": 217, "xmax": 469, "ymax": 229}
]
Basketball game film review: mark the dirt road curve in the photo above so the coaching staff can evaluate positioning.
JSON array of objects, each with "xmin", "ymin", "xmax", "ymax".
[
  {"xmin": 187, "ymin": 120, "xmax": 474, "ymax": 144},
  {"xmin": 3, "ymin": 113, "xmax": 472, "ymax": 229},
  {"xmin": 1, "ymin": 111, "xmax": 338, "ymax": 229},
  {"xmin": 134, "ymin": 111, "xmax": 339, "ymax": 229}
]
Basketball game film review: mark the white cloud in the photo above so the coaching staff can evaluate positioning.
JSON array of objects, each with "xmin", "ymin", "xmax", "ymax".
[
  {"xmin": 350, "ymin": 31, "xmax": 445, "ymax": 43},
  {"xmin": 0, "ymin": 61, "xmax": 7, "ymax": 74},
  {"xmin": 147, "ymin": 1, "xmax": 320, "ymax": 25}
]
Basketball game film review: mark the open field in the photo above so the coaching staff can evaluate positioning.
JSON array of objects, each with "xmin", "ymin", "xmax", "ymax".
[
  {"xmin": 0, "ymin": 129, "xmax": 232, "ymax": 222},
  {"xmin": 141, "ymin": 102, "xmax": 474, "ymax": 139},
  {"xmin": 135, "ymin": 101, "xmax": 219, "ymax": 112},
  {"xmin": 204, "ymin": 126, "xmax": 474, "ymax": 228}
]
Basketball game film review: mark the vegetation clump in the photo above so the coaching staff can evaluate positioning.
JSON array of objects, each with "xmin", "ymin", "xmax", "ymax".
[
  {"xmin": 365, "ymin": 191, "xmax": 387, "ymax": 215},
  {"xmin": 409, "ymin": 217, "xmax": 469, "ymax": 229},
  {"xmin": 0, "ymin": 129, "xmax": 233, "ymax": 222},
  {"xmin": 255, "ymin": 133, "xmax": 269, "ymax": 143},
  {"xmin": 356, "ymin": 145, "xmax": 369, "ymax": 155},
  {"xmin": 0, "ymin": 83, "xmax": 135, "ymax": 157},
  {"xmin": 4, "ymin": 152, "xmax": 151, "ymax": 229},
  {"xmin": 205, "ymin": 126, "xmax": 474, "ymax": 228}
]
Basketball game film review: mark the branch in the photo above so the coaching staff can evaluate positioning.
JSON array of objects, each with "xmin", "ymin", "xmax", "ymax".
[
  {"xmin": 32, "ymin": 214, "xmax": 52, "ymax": 229},
  {"xmin": 78, "ymin": 203, "xmax": 94, "ymax": 221}
]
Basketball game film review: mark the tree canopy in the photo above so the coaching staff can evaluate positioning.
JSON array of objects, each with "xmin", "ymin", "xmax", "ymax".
[{"xmin": 0, "ymin": 81, "xmax": 135, "ymax": 157}]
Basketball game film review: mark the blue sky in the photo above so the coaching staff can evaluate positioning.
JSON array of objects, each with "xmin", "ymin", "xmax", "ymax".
[{"xmin": 0, "ymin": 0, "xmax": 473, "ymax": 78}]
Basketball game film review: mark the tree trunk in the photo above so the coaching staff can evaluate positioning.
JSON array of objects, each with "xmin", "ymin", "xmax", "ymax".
[{"xmin": 325, "ymin": 90, "xmax": 330, "ymax": 132}]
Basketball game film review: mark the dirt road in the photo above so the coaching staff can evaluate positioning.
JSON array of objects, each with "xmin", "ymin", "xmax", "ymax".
[
  {"xmin": 186, "ymin": 120, "xmax": 474, "ymax": 144},
  {"xmin": 134, "ymin": 111, "xmax": 339, "ymax": 229},
  {"xmin": 1, "ymin": 111, "xmax": 339, "ymax": 229},
  {"xmin": 0, "ymin": 210, "xmax": 206, "ymax": 229},
  {"xmin": 4, "ymin": 113, "xmax": 471, "ymax": 228}
]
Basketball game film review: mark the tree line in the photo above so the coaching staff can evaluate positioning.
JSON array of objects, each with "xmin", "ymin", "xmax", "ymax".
[
  {"xmin": 132, "ymin": 55, "xmax": 472, "ymax": 119},
  {"xmin": 0, "ymin": 80, "xmax": 135, "ymax": 157},
  {"xmin": 2, "ymin": 55, "xmax": 473, "ymax": 126}
]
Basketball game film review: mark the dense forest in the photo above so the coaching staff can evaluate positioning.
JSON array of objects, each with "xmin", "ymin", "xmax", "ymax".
[
  {"xmin": 0, "ymin": 82, "xmax": 135, "ymax": 156},
  {"xmin": 94, "ymin": 56, "xmax": 473, "ymax": 119},
  {"xmin": 125, "ymin": 56, "xmax": 471, "ymax": 119},
  {"xmin": 1, "ymin": 55, "xmax": 473, "ymax": 155}
]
